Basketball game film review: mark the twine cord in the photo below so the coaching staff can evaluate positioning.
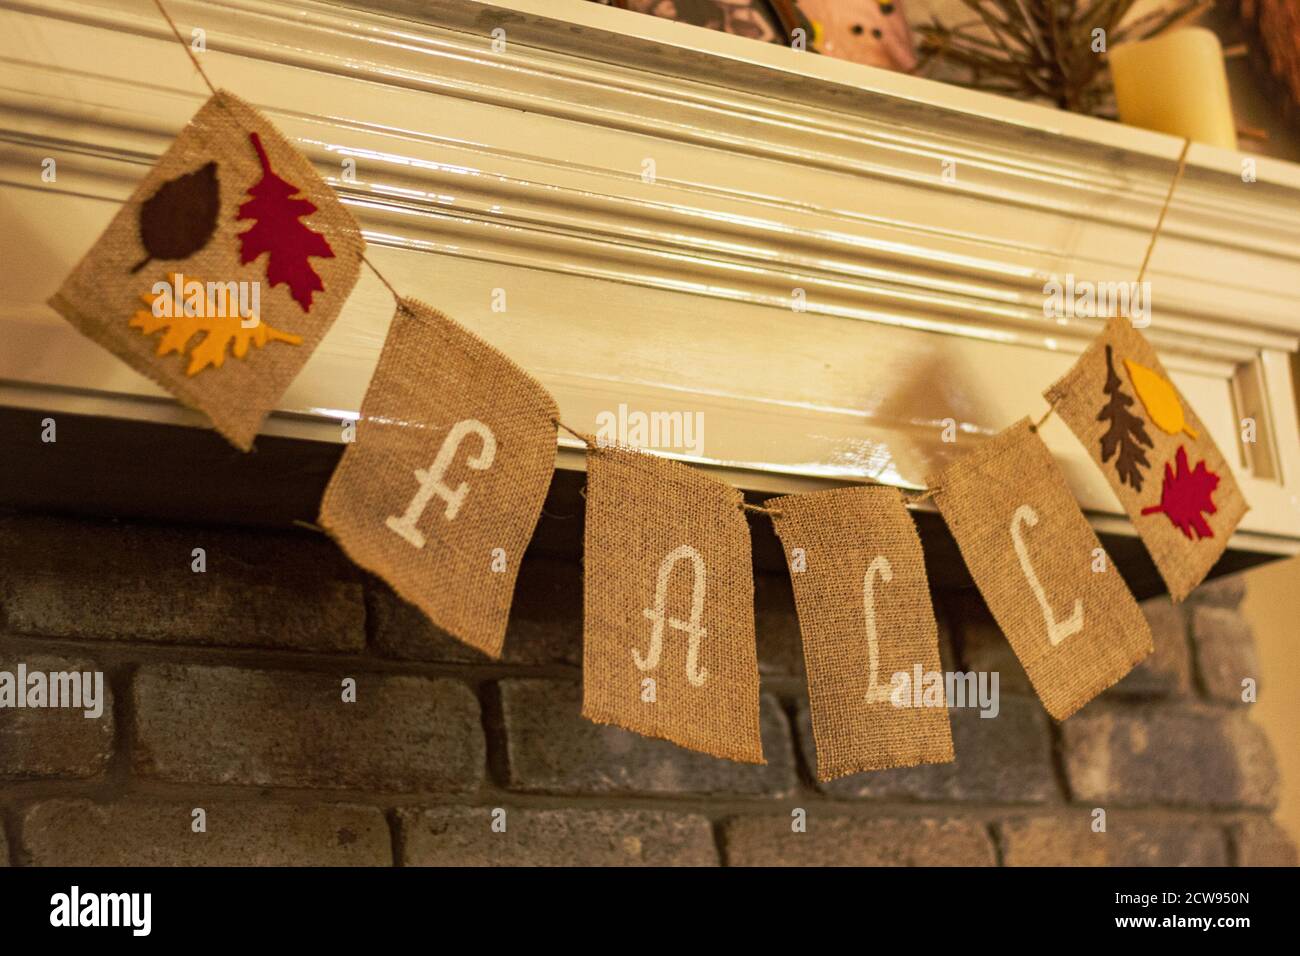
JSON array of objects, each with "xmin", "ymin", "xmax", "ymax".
[
  {"xmin": 554, "ymin": 419, "xmax": 593, "ymax": 445},
  {"xmin": 363, "ymin": 256, "xmax": 405, "ymax": 307},
  {"xmin": 1030, "ymin": 402, "xmax": 1055, "ymax": 433},
  {"xmin": 152, "ymin": 0, "xmax": 216, "ymax": 96},
  {"xmin": 1136, "ymin": 138, "xmax": 1192, "ymax": 288},
  {"xmin": 144, "ymin": 0, "xmax": 1188, "ymax": 524}
]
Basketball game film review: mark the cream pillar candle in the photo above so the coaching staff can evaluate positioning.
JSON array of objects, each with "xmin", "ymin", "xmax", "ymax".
[{"xmin": 1110, "ymin": 27, "xmax": 1237, "ymax": 150}]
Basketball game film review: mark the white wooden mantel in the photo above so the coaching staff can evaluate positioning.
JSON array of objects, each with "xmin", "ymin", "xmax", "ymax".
[{"xmin": 2, "ymin": 0, "xmax": 1299, "ymax": 555}]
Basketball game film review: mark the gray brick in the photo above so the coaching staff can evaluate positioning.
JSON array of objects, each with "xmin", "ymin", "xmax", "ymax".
[
  {"xmin": 1109, "ymin": 598, "xmax": 1192, "ymax": 697},
  {"xmin": 1061, "ymin": 704, "xmax": 1277, "ymax": 809},
  {"xmin": 1190, "ymin": 606, "xmax": 1258, "ymax": 704},
  {"xmin": 949, "ymin": 591, "xmax": 1031, "ymax": 695},
  {"xmin": 369, "ymin": 557, "xmax": 581, "ymax": 665},
  {"xmin": 804, "ymin": 694, "xmax": 1058, "ymax": 803},
  {"xmin": 22, "ymin": 799, "xmax": 390, "ymax": 866},
  {"xmin": 0, "ymin": 654, "xmax": 113, "ymax": 780},
  {"xmin": 0, "ymin": 515, "xmax": 364, "ymax": 652},
  {"xmin": 401, "ymin": 807, "xmax": 717, "ymax": 866},
  {"xmin": 367, "ymin": 584, "xmax": 484, "ymax": 664},
  {"xmin": 1000, "ymin": 816, "xmax": 1227, "ymax": 866},
  {"xmin": 132, "ymin": 664, "xmax": 483, "ymax": 793},
  {"xmin": 1232, "ymin": 819, "xmax": 1298, "ymax": 866},
  {"xmin": 500, "ymin": 679, "xmax": 796, "ymax": 796},
  {"xmin": 724, "ymin": 815, "xmax": 995, "ymax": 866}
]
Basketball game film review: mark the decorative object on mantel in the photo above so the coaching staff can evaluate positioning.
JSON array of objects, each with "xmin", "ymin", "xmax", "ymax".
[
  {"xmin": 917, "ymin": 0, "xmax": 1211, "ymax": 116},
  {"xmin": 591, "ymin": 0, "xmax": 787, "ymax": 44},
  {"xmin": 45, "ymin": 0, "xmax": 1248, "ymax": 771},
  {"xmin": 595, "ymin": 0, "xmax": 919, "ymax": 71},
  {"xmin": 1111, "ymin": 27, "xmax": 1239, "ymax": 149},
  {"xmin": 789, "ymin": 0, "xmax": 918, "ymax": 71},
  {"xmin": 1238, "ymin": 0, "xmax": 1300, "ymax": 128}
]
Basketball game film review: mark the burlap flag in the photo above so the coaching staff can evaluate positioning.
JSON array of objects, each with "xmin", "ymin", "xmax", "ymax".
[
  {"xmin": 930, "ymin": 419, "xmax": 1152, "ymax": 720},
  {"xmin": 49, "ymin": 90, "xmax": 364, "ymax": 450},
  {"xmin": 583, "ymin": 443, "xmax": 763, "ymax": 763},
  {"xmin": 320, "ymin": 298, "xmax": 558, "ymax": 659},
  {"xmin": 1045, "ymin": 316, "xmax": 1248, "ymax": 601},
  {"xmin": 768, "ymin": 486, "xmax": 953, "ymax": 781}
]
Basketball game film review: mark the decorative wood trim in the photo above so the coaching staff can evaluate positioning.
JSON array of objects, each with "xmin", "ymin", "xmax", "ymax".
[{"xmin": 2, "ymin": 0, "xmax": 1298, "ymax": 553}]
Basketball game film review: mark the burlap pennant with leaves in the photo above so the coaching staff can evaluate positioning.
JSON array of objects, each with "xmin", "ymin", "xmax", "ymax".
[
  {"xmin": 48, "ymin": 90, "xmax": 364, "ymax": 450},
  {"xmin": 1045, "ymin": 316, "xmax": 1248, "ymax": 601},
  {"xmin": 930, "ymin": 419, "xmax": 1152, "ymax": 720},
  {"xmin": 769, "ymin": 486, "xmax": 953, "ymax": 781},
  {"xmin": 582, "ymin": 444, "xmax": 763, "ymax": 763},
  {"xmin": 320, "ymin": 298, "xmax": 558, "ymax": 659}
]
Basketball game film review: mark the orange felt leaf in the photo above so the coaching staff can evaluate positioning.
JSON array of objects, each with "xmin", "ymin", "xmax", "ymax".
[
  {"xmin": 1124, "ymin": 358, "xmax": 1199, "ymax": 439},
  {"xmin": 130, "ymin": 274, "xmax": 303, "ymax": 377}
]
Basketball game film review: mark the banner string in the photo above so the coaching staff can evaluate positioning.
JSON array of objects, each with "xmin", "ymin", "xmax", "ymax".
[
  {"xmin": 553, "ymin": 419, "xmax": 592, "ymax": 445},
  {"xmin": 143, "ymin": 0, "xmax": 1191, "ymax": 521},
  {"xmin": 1136, "ymin": 137, "xmax": 1193, "ymax": 288},
  {"xmin": 152, "ymin": 0, "xmax": 214, "ymax": 95}
]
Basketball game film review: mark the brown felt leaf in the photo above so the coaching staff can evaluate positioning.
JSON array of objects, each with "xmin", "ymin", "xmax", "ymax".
[
  {"xmin": 1097, "ymin": 344, "xmax": 1153, "ymax": 491},
  {"xmin": 130, "ymin": 161, "xmax": 220, "ymax": 275}
]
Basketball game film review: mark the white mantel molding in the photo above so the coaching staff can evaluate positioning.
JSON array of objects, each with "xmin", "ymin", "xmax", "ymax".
[{"xmin": 1, "ymin": 0, "xmax": 1298, "ymax": 553}]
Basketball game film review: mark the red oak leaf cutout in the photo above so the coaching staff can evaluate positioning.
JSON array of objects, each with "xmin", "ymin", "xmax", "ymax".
[
  {"xmin": 1140, "ymin": 445, "xmax": 1220, "ymax": 541},
  {"xmin": 237, "ymin": 132, "xmax": 334, "ymax": 311}
]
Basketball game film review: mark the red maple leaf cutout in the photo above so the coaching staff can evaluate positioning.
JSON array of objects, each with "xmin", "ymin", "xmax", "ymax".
[
  {"xmin": 237, "ymin": 132, "xmax": 335, "ymax": 311},
  {"xmin": 1140, "ymin": 445, "xmax": 1220, "ymax": 540}
]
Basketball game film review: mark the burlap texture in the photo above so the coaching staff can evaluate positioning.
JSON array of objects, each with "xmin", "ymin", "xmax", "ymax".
[
  {"xmin": 768, "ymin": 486, "xmax": 953, "ymax": 781},
  {"xmin": 582, "ymin": 444, "xmax": 764, "ymax": 763},
  {"xmin": 48, "ymin": 90, "xmax": 364, "ymax": 451},
  {"xmin": 320, "ymin": 298, "xmax": 558, "ymax": 659},
  {"xmin": 1045, "ymin": 316, "xmax": 1248, "ymax": 601},
  {"xmin": 930, "ymin": 419, "xmax": 1152, "ymax": 720}
]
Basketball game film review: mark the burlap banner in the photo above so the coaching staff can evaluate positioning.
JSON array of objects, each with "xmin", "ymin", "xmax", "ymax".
[
  {"xmin": 39, "ymin": 1, "xmax": 1263, "ymax": 787},
  {"xmin": 48, "ymin": 91, "xmax": 364, "ymax": 450},
  {"xmin": 582, "ymin": 443, "xmax": 764, "ymax": 763},
  {"xmin": 320, "ymin": 299, "xmax": 558, "ymax": 659},
  {"xmin": 930, "ymin": 419, "xmax": 1153, "ymax": 720},
  {"xmin": 769, "ymin": 486, "xmax": 953, "ymax": 781},
  {"xmin": 1045, "ymin": 316, "xmax": 1248, "ymax": 601}
]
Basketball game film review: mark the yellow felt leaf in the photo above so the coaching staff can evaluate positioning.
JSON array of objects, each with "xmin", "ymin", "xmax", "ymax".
[
  {"xmin": 130, "ymin": 274, "xmax": 303, "ymax": 377},
  {"xmin": 1124, "ymin": 358, "xmax": 1198, "ymax": 440}
]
